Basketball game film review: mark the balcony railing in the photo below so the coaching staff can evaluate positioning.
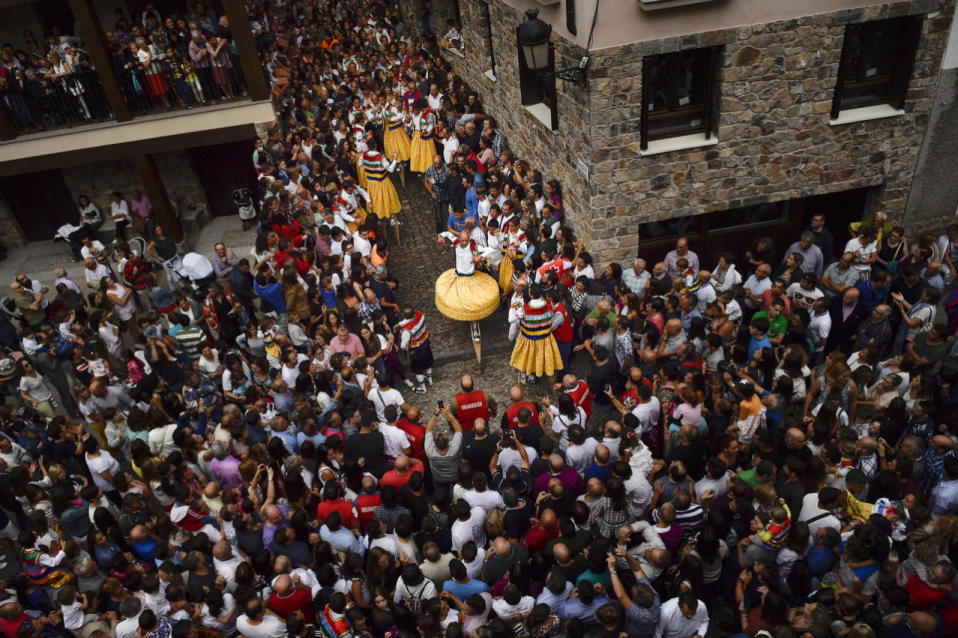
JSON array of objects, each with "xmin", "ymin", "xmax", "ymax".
[
  {"xmin": 116, "ymin": 54, "xmax": 249, "ymax": 115},
  {"xmin": 3, "ymin": 69, "xmax": 115, "ymax": 134}
]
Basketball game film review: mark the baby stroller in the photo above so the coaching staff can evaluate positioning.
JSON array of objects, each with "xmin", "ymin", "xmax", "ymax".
[{"xmin": 234, "ymin": 188, "xmax": 257, "ymax": 231}]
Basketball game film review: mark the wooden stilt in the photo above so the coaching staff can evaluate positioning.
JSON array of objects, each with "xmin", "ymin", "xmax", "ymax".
[
  {"xmin": 471, "ymin": 321, "xmax": 482, "ymax": 364},
  {"xmin": 393, "ymin": 219, "xmax": 401, "ymax": 247},
  {"xmin": 399, "ymin": 163, "xmax": 406, "ymax": 189}
]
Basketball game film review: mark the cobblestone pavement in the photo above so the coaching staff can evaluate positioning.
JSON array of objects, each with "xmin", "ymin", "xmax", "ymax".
[{"xmin": 387, "ymin": 173, "xmax": 511, "ymax": 364}]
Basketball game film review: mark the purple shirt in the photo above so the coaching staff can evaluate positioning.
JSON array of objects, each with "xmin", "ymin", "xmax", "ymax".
[
  {"xmin": 262, "ymin": 505, "xmax": 290, "ymax": 551},
  {"xmin": 209, "ymin": 455, "xmax": 244, "ymax": 489},
  {"xmin": 534, "ymin": 466, "xmax": 585, "ymax": 495},
  {"xmin": 131, "ymin": 195, "xmax": 152, "ymax": 219}
]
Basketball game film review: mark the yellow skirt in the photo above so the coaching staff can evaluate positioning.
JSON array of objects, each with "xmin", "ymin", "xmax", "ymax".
[
  {"xmin": 367, "ymin": 177, "xmax": 401, "ymax": 219},
  {"xmin": 435, "ymin": 269, "xmax": 500, "ymax": 321},
  {"xmin": 499, "ymin": 253, "xmax": 515, "ymax": 293},
  {"xmin": 510, "ymin": 333, "xmax": 563, "ymax": 377},
  {"xmin": 384, "ymin": 125, "xmax": 411, "ymax": 162},
  {"xmin": 356, "ymin": 155, "xmax": 368, "ymax": 190},
  {"xmin": 410, "ymin": 132, "xmax": 434, "ymax": 173},
  {"xmin": 346, "ymin": 206, "xmax": 367, "ymax": 234}
]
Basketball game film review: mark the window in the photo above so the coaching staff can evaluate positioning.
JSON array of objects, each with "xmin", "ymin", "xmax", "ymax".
[
  {"xmin": 640, "ymin": 47, "xmax": 719, "ymax": 149},
  {"xmin": 517, "ymin": 41, "xmax": 558, "ymax": 130},
  {"xmin": 831, "ymin": 16, "xmax": 922, "ymax": 117}
]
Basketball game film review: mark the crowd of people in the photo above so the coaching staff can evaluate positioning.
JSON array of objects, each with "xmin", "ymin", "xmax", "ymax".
[{"xmin": 1, "ymin": 2, "xmax": 958, "ymax": 638}]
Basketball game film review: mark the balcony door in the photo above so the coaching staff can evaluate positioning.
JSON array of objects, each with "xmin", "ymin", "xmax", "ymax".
[{"xmin": 189, "ymin": 139, "xmax": 258, "ymax": 218}]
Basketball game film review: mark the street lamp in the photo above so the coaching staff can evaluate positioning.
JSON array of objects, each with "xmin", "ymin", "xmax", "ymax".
[{"xmin": 516, "ymin": 8, "xmax": 588, "ymax": 84}]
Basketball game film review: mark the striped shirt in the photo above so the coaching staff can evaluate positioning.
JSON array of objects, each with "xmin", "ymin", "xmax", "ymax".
[{"xmin": 175, "ymin": 327, "xmax": 206, "ymax": 361}]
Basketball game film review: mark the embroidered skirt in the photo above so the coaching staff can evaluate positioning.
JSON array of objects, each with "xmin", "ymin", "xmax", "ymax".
[
  {"xmin": 435, "ymin": 269, "xmax": 499, "ymax": 322},
  {"xmin": 366, "ymin": 172, "xmax": 401, "ymax": 219},
  {"xmin": 509, "ymin": 332, "xmax": 562, "ymax": 377}
]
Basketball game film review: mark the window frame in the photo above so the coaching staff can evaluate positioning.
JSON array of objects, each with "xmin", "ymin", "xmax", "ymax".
[
  {"xmin": 640, "ymin": 46, "xmax": 720, "ymax": 150},
  {"xmin": 830, "ymin": 15, "xmax": 922, "ymax": 118},
  {"xmin": 516, "ymin": 37, "xmax": 558, "ymax": 131}
]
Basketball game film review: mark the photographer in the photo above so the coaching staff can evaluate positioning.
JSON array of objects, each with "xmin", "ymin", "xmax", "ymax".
[{"xmin": 423, "ymin": 402, "xmax": 463, "ymax": 491}]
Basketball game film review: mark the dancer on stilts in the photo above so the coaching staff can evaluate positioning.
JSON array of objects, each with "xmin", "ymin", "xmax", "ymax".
[
  {"xmin": 509, "ymin": 282, "xmax": 563, "ymax": 385},
  {"xmin": 362, "ymin": 139, "xmax": 403, "ymax": 245},
  {"xmin": 408, "ymin": 98, "xmax": 436, "ymax": 175},
  {"xmin": 396, "ymin": 307, "xmax": 433, "ymax": 394},
  {"xmin": 383, "ymin": 93, "xmax": 410, "ymax": 189},
  {"xmin": 435, "ymin": 230, "xmax": 500, "ymax": 363}
]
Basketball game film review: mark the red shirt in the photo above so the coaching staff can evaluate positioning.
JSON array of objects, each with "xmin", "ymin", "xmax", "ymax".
[
  {"xmin": 380, "ymin": 460, "xmax": 425, "ymax": 491},
  {"xmin": 523, "ymin": 524, "xmax": 559, "ymax": 553},
  {"xmin": 354, "ymin": 492, "xmax": 382, "ymax": 532},
  {"xmin": 268, "ymin": 587, "xmax": 312, "ymax": 618},
  {"xmin": 315, "ymin": 499, "xmax": 356, "ymax": 527},
  {"xmin": 396, "ymin": 419, "xmax": 427, "ymax": 462},
  {"xmin": 566, "ymin": 380, "xmax": 592, "ymax": 420},
  {"xmin": 0, "ymin": 613, "xmax": 28, "ymax": 638},
  {"xmin": 906, "ymin": 574, "xmax": 949, "ymax": 610}
]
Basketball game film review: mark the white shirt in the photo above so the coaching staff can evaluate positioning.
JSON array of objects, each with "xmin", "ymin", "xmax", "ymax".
[
  {"xmin": 111, "ymin": 199, "xmax": 131, "ymax": 222},
  {"xmin": 86, "ymin": 451, "xmax": 120, "ymax": 492},
  {"xmin": 743, "ymin": 275, "xmax": 772, "ymax": 308},
  {"xmin": 379, "ymin": 422, "xmax": 411, "ymax": 459},
  {"xmin": 115, "ymin": 614, "xmax": 142, "ymax": 638},
  {"xmin": 80, "ymin": 240, "xmax": 107, "ymax": 261},
  {"xmin": 631, "ymin": 398, "xmax": 661, "ymax": 435},
  {"xmin": 443, "ymin": 135, "xmax": 460, "ymax": 164},
  {"xmin": 809, "ymin": 311, "xmax": 832, "ymax": 343},
  {"xmin": 845, "ymin": 237, "xmax": 878, "ymax": 272},
  {"xmin": 451, "ymin": 505, "xmax": 487, "ymax": 551},
  {"xmin": 370, "ymin": 386, "xmax": 405, "ymax": 423},
  {"xmin": 497, "ymin": 445, "xmax": 537, "ymax": 472},
  {"xmin": 214, "ymin": 554, "xmax": 245, "ymax": 589},
  {"xmin": 352, "ymin": 231, "xmax": 372, "ymax": 257},
  {"xmin": 797, "ymin": 492, "xmax": 841, "ymax": 535},
  {"xmin": 566, "ymin": 439, "xmax": 599, "ymax": 477},
  {"xmin": 235, "ymin": 613, "xmax": 288, "ymax": 638},
  {"xmin": 655, "ymin": 596, "xmax": 709, "ymax": 638},
  {"xmin": 463, "ymin": 488, "xmax": 505, "ymax": 514},
  {"xmin": 83, "ymin": 263, "xmax": 111, "ymax": 283}
]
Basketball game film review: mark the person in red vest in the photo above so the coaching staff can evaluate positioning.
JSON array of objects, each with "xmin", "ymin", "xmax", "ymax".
[
  {"xmin": 396, "ymin": 406, "xmax": 428, "ymax": 462},
  {"xmin": 535, "ymin": 245, "xmax": 576, "ymax": 289},
  {"xmin": 503, "ymin": 385, "xmax": 539, "ymax": 430},
  {"xmin": 450, "ymin": 374, "xmax": 496, "ymax": 432},
  {"xmin": 554, "ymin": 374, "xmax": 592, "ymax": 420},
  {"xmin": 315, "ymin": 482, "xmax": 357, "ymax": 528},
  {"xmin": 549, "ymin": 289, "xmax": 574, "ymax": 375},
  {"xmin": 353, "ymin": 475, "xmax": 381, "ymax": 533}
]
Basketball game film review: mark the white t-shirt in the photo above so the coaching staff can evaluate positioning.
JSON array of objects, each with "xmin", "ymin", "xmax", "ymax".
[
  {"xmin": 809, "ymin": 311, "xmax": 832, "ymax": 343},
  {"xmin": 379, "ymin": 422, "xmax": 410, "ymax": 459},
  {"xmin": 844, "ymin": 237, "xmax": 878, "ymax": 273},
  {"xmin": 630, "ymin": 398, "xmax": 661, "ymax": 435},
  {"xmin": 86, "ymin": 450, "xmax": 120, "ymax": 492},
  {"xmin": 566, "ymin": 439, "xmax": 599, "ymax": 477},
  {"xmin": 370, "ymin": 387, "xmax": 405, "ymax": 422},
  {"xmin": 786, "ymin": 282, "xmax": 824, "ymax": 310},
  {"xmin": 235, "ymin": 613, "xmax": 288, "ymax": 638},
  {"xmin": 464, "ymin": 488, "xmax": 505, "ymax": 514},
  {"xmin": 549, "ymin": 407, "xmax": 586, "ymax": 448},
  {"xmin": 798, "ymin": 492, "xmax": 841, "ymax": 535},
  {"xmin": 451, "ymin": 505, "xmax": 487, "ymax": 551},
  {"xmin": 498, "ymin": 445, "xmax": 537, "ymax": 472},
  {"xmin": 19, "ymin": 374, "xmax": 52, "ymax": 402},
  {"xmin": 61, "ymin": 601, "xmax": 85, "ymax": 630}
]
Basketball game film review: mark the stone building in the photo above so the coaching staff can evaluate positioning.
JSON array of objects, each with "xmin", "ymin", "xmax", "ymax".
[{"xmin": 416, "ymin": 0, "xmax": 957, "ymax": 265}]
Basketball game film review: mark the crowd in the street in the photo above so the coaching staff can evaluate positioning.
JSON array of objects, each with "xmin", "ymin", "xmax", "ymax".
[{"xmin": 2, "ymin": 2, "xmax": 958, "ymax": 638}]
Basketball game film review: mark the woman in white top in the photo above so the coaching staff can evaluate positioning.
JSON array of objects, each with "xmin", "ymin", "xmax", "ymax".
[
  {"xmin": 103, "ymin": 275, "xmax": 140, "ymax": 341},
  {"xmin": 198, "ymin": 345, "xmax": 224, "ymax": 381},
  {"xmin": 95, "ymin": 310, "xmax": 122, "ymax": 357},
  {"xmin": 18, "ymin": 359, "xmax": 55, "ymax": 418},
  {"xmin": 77, "ymin": 195, "xmax": 102, "ymax": 230},
  {"xmin": 542, "ymin": 393, "xmax": 586, "ymax": 447},
  {"xmin": 110, "ymin": 191, "xmax": 131, "ymax": 241}
]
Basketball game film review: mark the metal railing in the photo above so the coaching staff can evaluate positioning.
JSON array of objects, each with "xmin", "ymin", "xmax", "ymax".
[
  {"xmin": 2, "ymin": 68, "xmax": 114, "ymax": 133},
  {"xmin": 117, "ymin": 54, "xmax": 248, "ymax": 115}
]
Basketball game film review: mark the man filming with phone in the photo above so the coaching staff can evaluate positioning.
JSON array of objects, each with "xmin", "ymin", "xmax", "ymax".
[{"xmin": 424, "ymin": 401, "xmax": 464, "ymax": 491}]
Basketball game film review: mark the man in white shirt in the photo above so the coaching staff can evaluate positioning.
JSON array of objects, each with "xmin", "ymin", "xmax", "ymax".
[
  {"xmin": 798, "ymin": 486, "xmax": 842, "ymax": 535},
  {"xmin": 621, "ymin": 259, "xmax": 651, "ymax": 297},
  {"xmin": 808, "ymin": 297, "xmax": 832, "ymax": 351},
  {"xmin": 213, "ymin": 540, "xmax": 246, "ymax": 591},
  {"xmin": 464, "ymin": 473, "xmax": 506, "ymax": 514},
  {"xmin": 655, "ymin": 593, "xmax": 709, "ymax": 638},
  {"xmin": 82, "ymin": 257, "xmax": 110, "ymax": 289},
  {"xmin": 236, "ymin": 599, "xmax": 288, "ymax": 638},
  {"xmin": 566, "ymin": 426, "xmax": 599, "ymax": 477},
  {"xmin": 79, "ymin": 236, "xmax": 108, "ymax": 262},
  {"xmin": 743, "ymin": 264, "xmax": 772, "ymax": 310},
  {"xmin": 451, "ymin": 500, "xmax": 487, "ymax": 551},
  {"xmin": 115, "ymin": 598, "xmax": 142, "ymax": 638},
  {"xmin": 368, "ymin": 378, "xmax": 407, "ymax": 423},
  {"xmin": 631, "ymin": 386, "xmax": 661, "ymax": 436},
  {"xmin": 352, "ymin": 227, "xmax": 373, "ymax": 258}
]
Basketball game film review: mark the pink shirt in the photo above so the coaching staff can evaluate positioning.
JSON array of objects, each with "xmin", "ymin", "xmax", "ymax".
[
  {"xmin": 327, "ymin": 333, "xmax": 364, "ymax": 359},
  {"xmin": 131, "ymin": 195, "xmax": 152, "ymax": 218}
]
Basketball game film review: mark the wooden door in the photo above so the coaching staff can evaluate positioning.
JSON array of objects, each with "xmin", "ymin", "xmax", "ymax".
[
  {"xmin": 188, "ymin": 139, "xmax": 258, "ymax": 218},
  {"xmin": 0, "ymin": 169, "xmax": 76, "ymax": 241}
]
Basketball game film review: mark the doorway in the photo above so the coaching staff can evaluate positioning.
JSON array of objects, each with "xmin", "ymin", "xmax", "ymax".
[
  {"xmin": 0, "ymin": 169, "xmax": 77, "ymax": 242},
  {"xmin": 188, "ymin": 139, "xmax": 258, "ymax": 218}
]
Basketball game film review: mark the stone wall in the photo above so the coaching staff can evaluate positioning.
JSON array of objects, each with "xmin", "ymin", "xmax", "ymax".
[
  {"xmin": 440, "ymin": 0, "xmax": 953, "ymax": 263},
  {"xmin": 904, "ymin": 66, "xmax": 958, "ymax": 232},
  {"xmin": 0, "ymin": 193, "xmax": 25, "ymax": 248},
  {"xmin": 439, "ymin": 0, "xmax": 596, "ymax": 248}
]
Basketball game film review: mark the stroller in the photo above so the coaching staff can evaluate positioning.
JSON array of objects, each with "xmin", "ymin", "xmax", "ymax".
[{"xmin": 234, "ymin": 188, "xmax": 257, "ymax": 231}]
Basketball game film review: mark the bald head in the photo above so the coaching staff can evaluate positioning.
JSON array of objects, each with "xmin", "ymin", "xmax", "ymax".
[
  {"xmin": 595, "ymin": 445, "xmax": 610, "ymax": 463},
  {"xmin": 213, "ymin": 540, "xmax": 232, "ymax": 560},
  {"xmin": 273, "ymin": 574, "xmax": 292, "ymax": 595},
  {"xmin": 274, "ymin": 554, "xmax": 291, "ymax": 574},
  {"xmin": 460, "ymin": 375, "xmax": 475, "ymax": 392},
  {"xmin": 405, "ymin": 405, "xmax": 421, "ymax": 422},
  {"xmin": 665, "ymin": 318, "xmax": 683, "ymax": 336},
  {"xmin": 553, "ymin": 542, "xmax": 570, "ymax": 562},
  {"xmin": 203, "ymin": 482, "xmax": 221, "ymax": 499},
  {"xmin": 130, "ymin": 525, "xmax": 148, "ymax": 543},
  {"xmin": 786, "ymin": 428, "xmax": 806, "ymax": 448},
  {"xmin": 509, "ymin": 386, "xmax": 524, "ymax": 403},
  {"xmin": 562, "ymin": 374, "xmax": 577, "ymax": 389},
  {"xmin": 540, "ymin": 508, "xmax": 558, "ymax": 529},
  {"xmin": 494, "ymin": 537, "xmax": 511, "ymax": 557},
  {"xmin": 394, "ymin": 455, "xmax": 410, "ymax": 473}
]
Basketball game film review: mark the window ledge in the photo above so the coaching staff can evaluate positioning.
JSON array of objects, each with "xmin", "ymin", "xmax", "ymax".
[
  {"xmin": 640, "ymin": 132, "xmax": 717, "ymax": 156},
  {"xmin": 442, "ymin": 47, "xmax": 465, "ymax": 58},
  {"xmin": 829, "ymin": 104, "xmax": 904, "ymax": 126},
  {"xmin": 523, "ymin": 103, "xmax": 557, "ymax": 132},
  {"xmin": 484, "ymin": 69, "xmax": 497, "ymax": 82}
]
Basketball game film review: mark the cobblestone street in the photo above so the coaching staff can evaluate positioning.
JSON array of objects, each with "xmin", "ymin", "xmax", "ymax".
[{"xmin": 387, "ymin": 173, "xmax": 511, "ymax": 365}]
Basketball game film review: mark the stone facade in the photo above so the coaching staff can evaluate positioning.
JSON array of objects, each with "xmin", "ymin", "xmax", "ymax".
[{"xmin": 438, "ymin": 0, "xmax": 954, "ymax": 264}]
